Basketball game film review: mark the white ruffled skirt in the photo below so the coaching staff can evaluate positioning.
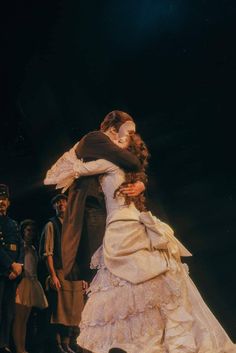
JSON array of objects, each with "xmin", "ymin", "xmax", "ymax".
[
  {"xmin": 78, "ymin": 250, "xmax": 236, "ymax": 353},
  {"xmin": 78, "ymin": 211, "xmax": 236, "ymax": 353}
]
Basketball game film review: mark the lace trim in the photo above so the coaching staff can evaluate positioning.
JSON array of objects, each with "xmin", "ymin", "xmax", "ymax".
[
  {"xmin": 80, "ymin": 254, "xmax": 236, "ymax": 353},
  {"xmin": 79, "ymin": 309, "xmax": 165, "ymax": 353},
  {"xmin": 79, "ymin": 263, "xmax": 199, "ymax": 353},
  {"xmin": 79, "ymin": 305, "xmax": 197, "ymax": 353}
]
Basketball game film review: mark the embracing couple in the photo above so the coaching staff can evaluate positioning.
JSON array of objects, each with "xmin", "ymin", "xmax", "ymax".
[{"xmin": 45, "ymin": 111, "xmax": 236, "ymax": 353}]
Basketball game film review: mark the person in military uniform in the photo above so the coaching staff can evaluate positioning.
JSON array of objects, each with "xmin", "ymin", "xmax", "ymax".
[{"xmin": 0, "ymin": 184, "xmax": 24, "ymax": 353}]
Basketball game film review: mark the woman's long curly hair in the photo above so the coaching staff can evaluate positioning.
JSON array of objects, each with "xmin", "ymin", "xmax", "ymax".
[{"xmin": 114, "ymin": 133, "xmax": 150, "ymax": 211}]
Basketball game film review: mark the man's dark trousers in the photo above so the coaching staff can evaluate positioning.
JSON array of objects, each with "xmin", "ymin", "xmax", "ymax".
[{"xmin": 0, "ymin": 276, "xmax": 17, "ymax": 348}]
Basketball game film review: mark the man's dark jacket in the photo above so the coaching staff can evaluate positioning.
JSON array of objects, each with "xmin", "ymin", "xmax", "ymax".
[
  {"xmin": 61, "ymin": 131, "xmax": 141, "ymax": 280},
  {"xmin": 0, "ymin": 215, "xmax": 24, "ymax": 276}
]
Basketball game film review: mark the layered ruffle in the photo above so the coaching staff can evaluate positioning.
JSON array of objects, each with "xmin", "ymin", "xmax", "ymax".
[
  {"xmin": 78, "ymin": 260, "xmax": 199, "ymax": 353},
  {"xmin": 78, "ymin": 257, "xmax": 236, "ymax": 353}
]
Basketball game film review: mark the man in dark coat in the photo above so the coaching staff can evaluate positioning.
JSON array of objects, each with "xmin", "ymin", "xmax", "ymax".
[
  {"xmin": 0, "ymin": 184, "xmax": 24, "ymax": 353},
  {"xmin": 61, "ymin": 111, "xmax": 146, "ymax": 281}
]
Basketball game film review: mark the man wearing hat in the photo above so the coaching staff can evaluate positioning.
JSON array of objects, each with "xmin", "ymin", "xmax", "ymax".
[
  {"xmin": 40, "ymin": 194, "xmax": 85, "ymax": 353},
  {"xmin": 0, "ymin": 184, "xmax": 24, "ymax": 353}
]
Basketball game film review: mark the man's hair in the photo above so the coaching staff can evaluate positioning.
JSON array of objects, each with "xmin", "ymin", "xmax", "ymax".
[{"xmin": 100, "ymin": 110, "xmax": 134, "ymax": 132}]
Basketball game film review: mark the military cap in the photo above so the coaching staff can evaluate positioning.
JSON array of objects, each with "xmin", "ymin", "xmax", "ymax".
[
  {"xmin": 0, "ymin": 184, "xmax": 9, "ymax": 198},
  {"xmin": 51, "ymin": 193, "xmax": 68, "ymax": 206}
]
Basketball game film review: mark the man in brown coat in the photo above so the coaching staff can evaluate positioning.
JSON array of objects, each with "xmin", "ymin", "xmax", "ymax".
[{"xmin": 61, "ymin": 111, "xmax": 145, "ymax": 283}]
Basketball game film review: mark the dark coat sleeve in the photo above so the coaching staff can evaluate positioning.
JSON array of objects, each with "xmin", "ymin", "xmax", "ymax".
[
  {"xmin": 0, "ymin": 247, "xmax": 14, "ymax": 270},
  {"xmin": 76, "ymin": 131, "xmax": 141, "ymax": 172}
]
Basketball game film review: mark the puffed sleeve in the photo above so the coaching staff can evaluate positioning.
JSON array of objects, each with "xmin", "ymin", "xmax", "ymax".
[
  {"xmin": 54, "ymin": 159, "xmax": 119, "ymax": 191},
  {"xmin": 73, "ymin": 159, "xmax": 119, "ymax": 177},
  {"xmin": 0, "ymin": 247, "xmax": 14, "ymax": 271}
]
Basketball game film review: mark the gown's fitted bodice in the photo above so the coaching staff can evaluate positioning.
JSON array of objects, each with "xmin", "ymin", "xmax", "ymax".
[
  {"xmin": 99, "ymin": 163, "xmax": 140, "ymax": 223},
  {"xmin": 74, "ymin": 159, "xmax": 141, "ymax": 223},
  {"xmin": 100, "ymin": 163, "xmax": 126, "ymax": 212}
]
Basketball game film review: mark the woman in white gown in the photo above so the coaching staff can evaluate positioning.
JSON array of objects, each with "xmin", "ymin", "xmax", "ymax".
[{"xmin": 47, "ymin": 134, "xmax": 236, "ymax": 353}]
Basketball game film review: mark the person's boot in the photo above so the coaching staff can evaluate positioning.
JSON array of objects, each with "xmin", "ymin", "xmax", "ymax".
[
  {"xmin": 54, "ymin": 344, "xmax": 67, "ymax": 353},
  {"xmin": 70, "ymin": 345, "xmax": 83, "ymax": 353},
  {"xmin": 61, "ymin": 343, "xmax": 76, "ymax": 353},
  {"xmin": 69, "ymin": 326, "xmax": 83, "ymax": 353},
  {"xmin": 69, "ymin": 343, "xmax": 83, "ymax": 353},
  {"xmin": 69, "ymin": 341, "xmax": 83, "ymax": 353}
]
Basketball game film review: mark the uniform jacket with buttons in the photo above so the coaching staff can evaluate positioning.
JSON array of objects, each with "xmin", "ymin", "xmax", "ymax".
[{"xmin": 0, "ymin": 215, "xmax": 24, "ymax": 276}]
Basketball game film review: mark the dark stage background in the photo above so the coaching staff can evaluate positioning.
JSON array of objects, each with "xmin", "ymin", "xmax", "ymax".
[{"xmin": 1, "ymin": 0, "xmax": 236, "ymax": 339}]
